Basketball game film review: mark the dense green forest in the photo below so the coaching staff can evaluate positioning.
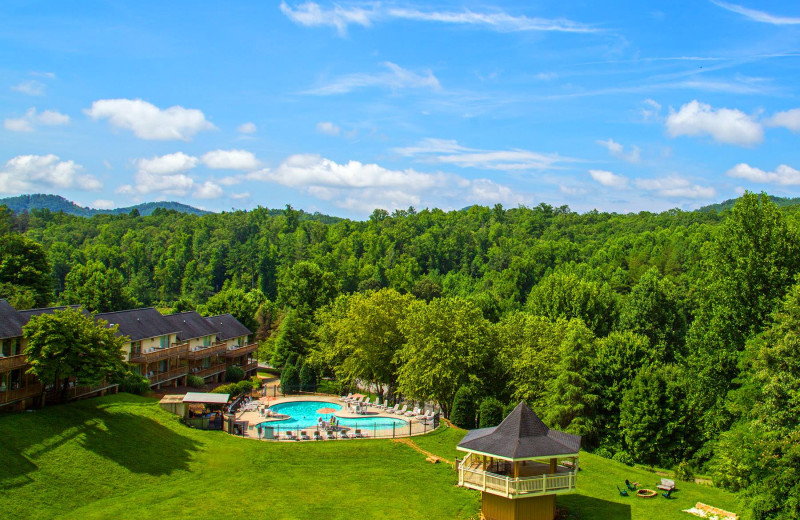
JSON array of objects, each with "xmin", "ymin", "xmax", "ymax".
[
  {"xmin": 0, "ymin": 194, "xmax": 210, "ymax": 217},
  {"xmin": 1, "ymin": 193, "xmax": 798, "ymax": 519}
]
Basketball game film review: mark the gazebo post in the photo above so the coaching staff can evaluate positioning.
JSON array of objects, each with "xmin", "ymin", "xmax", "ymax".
[
  {"xmin": 549, "ymin": 458, "xmax": 557, "ymax": 474},
  {"xmin": 513, "ymin": 461, "xmax": 519, "ymax": 478}
]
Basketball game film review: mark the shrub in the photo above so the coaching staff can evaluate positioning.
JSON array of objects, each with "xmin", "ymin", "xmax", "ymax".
[
  {"xmin": 250, "ymin": 375, "xmax": 262, "ymax": 389},
  {"xmin": 612, "ymin": 451, "xmax": 635, "ymax": 466},
  {"xmin": 281, "ymin": 364, "xmax": 299, "ymax": 395},
  {"xmin": 298, "ymin": 363, "xmax": 317, "ymax": 392},
  {"xmin": 236, "ymin": 380, "xmax": 254, "ymax": 395},
  {"xmin": 186, "ymin": 375, "xmax": 205, "ymax": 388},
  {"xmin": 503, "ymin": 401, "xmax": 518, "ymax": 417},
  {"xmin": 451, "ymin": 386, "xmax": 476, "ymax": 428},
  {"xmin": 478, "ymin": 397, "xmax": 504, "ymax": 428},
  {"xmin": 225, "ymin": 365, "xmax": 245, "ymax": 383},
  {"xmin": 211, "ymin": 383, "xmax": 234, "ymax": 395},
  {"xmin": 118, "ymin": 371, "xmax": 150, "ymax": 395},
  {"xmin": 593, "ymin": 447, "xmax": 613, "ymax": 459},
  {"xmin": 675, "ymin": 461, "xmax": 694, "ymax": 482}
]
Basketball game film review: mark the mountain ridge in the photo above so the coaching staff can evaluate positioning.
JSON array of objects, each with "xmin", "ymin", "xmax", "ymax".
[{"xmin": 0, "ymin": 194, "xmax": 210, "ymax": 217}]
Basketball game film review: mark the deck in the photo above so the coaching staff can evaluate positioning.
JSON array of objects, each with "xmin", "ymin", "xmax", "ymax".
[{"xmin": 457, "ymin": 453, "xmax": 577, "ymax": 499}]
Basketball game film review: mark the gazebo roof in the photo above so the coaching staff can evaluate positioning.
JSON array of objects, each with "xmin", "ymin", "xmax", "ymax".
[{"xmin": 457, "ymin": 402, "xmax": 581, "ymax": 460}]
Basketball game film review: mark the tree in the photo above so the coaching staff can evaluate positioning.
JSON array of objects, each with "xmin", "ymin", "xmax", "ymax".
[
  {"xmin": 277, "ymin": 261, "xmax": 338, "ymax": 312},
  {"xmin": 61, "ymin": 261, "xmax": 139, "ymax": 313},
  {"xmin": 281, "ymin": 364, "xmax": 299, "ymax": 395},
  {"xmin": 225, "ymin": 365, "xmax": 245, "ymax": 383},
  {"xmin": 397, "ymin": 298, "xmax": 493, "ymax": 417},
  {"xmin": 198, "ymin": 285, "xmax": 267, "ymax": 332},
  {"xmin": 271, "ymin": 309, "xmax": 311, "ymax": 367},
  {"xmin": 619, "ymin": 365, "xmax": 690, "ymax": 466},
  {"xmin": 0, "ymin": 233, "xmax": 52, "ymax": 308},
  {"xmin": 23, "ymin": 308, "xmax": 127, "ymax": 403},
  {"xmin": 298, "ymin": 362, "xmax": 317, "ymax": 392},
  {"xmin": 542, "ymin": 319, "xmax": 599, "ymax": 441},
  {"xmin": 451, "ymin": 386, "xmax": 477, "ymax": 429},
  {"xmin": 527, "ymin": 269, "xmax": 618, "ymax": 336},
  {"xmin": 479, "ymin": 397, "xmax": 504, "ymax": 428},
  {"xmin": 618, "ymin": 267, "xmax": 685, "ymax": 357}
]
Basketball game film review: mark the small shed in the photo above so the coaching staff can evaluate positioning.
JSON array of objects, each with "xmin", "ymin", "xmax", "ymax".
[
  {"xmin": 159, "ymin": 394, "xmax": 186, "ymax": 416},
  {"xmin": 183, "ymin": 392, "xmax": 230, "ymax": 411}
]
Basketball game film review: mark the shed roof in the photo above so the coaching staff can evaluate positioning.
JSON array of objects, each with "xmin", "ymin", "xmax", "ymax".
[
  {"xmin": 0, "ymin": 299, "xmax": 25, "ymax": 339},
  {"xmin": 163, "ymin": 311, "xmax": 220, "ymax": 341},
  {"xmin": 182, "ymin": 392, "xmax": 230, "ymax": 404},
  {"xmin": 95, "ymin": 308, "xmax": 180, "ymax": 342},
  {"xmin": 204, "ymin": 314, "xmax": 251, "ymax": 341},
  {"xmin": 457, "ymin": 402, "xmax": 581, "ymax": 460}
]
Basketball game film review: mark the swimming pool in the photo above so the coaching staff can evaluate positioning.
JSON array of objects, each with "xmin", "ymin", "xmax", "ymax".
[{"xmin": 260, "ymin": 400, "xmax": 409, "ymax": 431}]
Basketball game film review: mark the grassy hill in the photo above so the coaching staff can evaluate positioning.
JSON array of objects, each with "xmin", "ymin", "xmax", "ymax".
[
  {"xmin": 0, "ymin": 194, "xmax": 209, "ymax": 217},
  {"xmin": 0, "ymin": 395, "xmax": 740, "ymax": 520}
]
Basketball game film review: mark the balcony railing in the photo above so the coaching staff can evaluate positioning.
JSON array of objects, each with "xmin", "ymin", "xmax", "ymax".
[
  {"xmin": 147, "ymin": 367, "xmax": 188, "ymax": 386},
  {"xmin": 182, "ymin": 342, "xmax": 227, "ymax": 360},
  {"xmin": 222, "ymin": 343, "xmax": 258, "ymax": 358},
  {"xmin": 0, "ymin": 382, "xmax": 43, "ymax": 405},
  {"xmin": 241, "ymin": 361, "xmax": 258, "ymax": 373},
  {"xmin": 129, "ymin": 343, "xmax": 188, "ymax": 364},
  {"xmin": 0, "ymin": 354, "xmax": 28, "ymax": 372},
  {"xmin": 458, "ymin": 454, "xmax": 577, "ymax": 499},
  {"xmin": 193, "ymin": 363, "xmax": 227, "ymax": 379}
]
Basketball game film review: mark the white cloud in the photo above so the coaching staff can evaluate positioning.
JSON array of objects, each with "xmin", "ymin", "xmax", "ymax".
[
  {"xmin": 766, "ymin": 108, "xmax": 800, "ymax": 132},
  {"xmin": 589, "ymin": 169, "xmax": 629, "ymax": 188},
  {"xmin": 85, "ymin": 98, "xmax": 215, "ymax": 140},
  {"xmin": 597, "ymin": 138, "xmax": 641, "ymax": 163},
  {"xmin": 119, "ymin": 152, "xmax": 199, "ymax": 196},
  {"xmin": 4, "ymin": 107, "xmax": 70, "ymax": 132},
  {"xmin": 0, "ymin": 154, "xmax": 101, "ymax": 194},
  {"xmin": 726, "ymin": 163, "xmax": 800, "ymax": 185},
  {"xmin": 279, "ymin": 2, "xmax": 598, "ymax": 36},
  {"xmin": 665, "ymin": 100, "xmax": 763, "ymax": 146},
  {"xmin": 92, "ymin": 199, "xmax": 115, "ymax": 209},
  {"xmin": 231, "ymin": 192, "xmax": 250, "ymax": 201},
  {"xmin": 641, "ymin": 98, "xmax": 662, "ymax": 121},
  {"xmin": 193, "ymin": 181, "xmax": 224, "ymax": 199},
  {"xmin": 11, "ymin": 80, "xmax": 45, "ymax": 96},
  {"xmin": 635, "ymin": 176, "xmax": 716, "ymax": 198},
  {"xmin": 394, "ymin": 138, "xmax": 573, "ymax": 171},
  {"xmin": 201, "ymin": 149, "xmax": 259, "ymax": 170},
  {"xmin": 304, "ymin": 62, "xmax": 440, "ymax": 95},
  {"xmin": 247, "ymin": 153, "xmax": 528, "ymax": 213},
  {"xmin": 711, "ymin": 1, "xmax": 800, "ymax": 25},
  {"xmin": 316, "ymin": 121, "xmax": 341, "ymax": 136},
  {"xmin": 237, "ymin": 122, "xmax": 257, "ymax": 134}
]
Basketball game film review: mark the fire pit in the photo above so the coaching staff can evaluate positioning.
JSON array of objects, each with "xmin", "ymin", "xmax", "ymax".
[{"xmin": 636, "ymin": 489, "xmax": 657, "ymax": 498}]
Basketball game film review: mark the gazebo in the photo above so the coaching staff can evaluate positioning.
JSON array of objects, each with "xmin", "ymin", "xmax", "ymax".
[{"xmin": 457, "ymin": 402, "xmax": 581, "ymax": 520}]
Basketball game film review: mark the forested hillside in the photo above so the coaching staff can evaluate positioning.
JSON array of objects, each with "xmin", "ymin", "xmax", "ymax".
[
  {"xmin": 0, "ymin": 193, "xmax": 798, "ymax": 519},
  {"xmin": 0, "ymin": 194, "xmax": 209, "ymax": 217}
]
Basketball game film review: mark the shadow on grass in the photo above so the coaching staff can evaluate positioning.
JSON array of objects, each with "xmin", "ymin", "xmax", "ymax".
[
  {"xmin": 1, "ymin": 393, "xmax": 204, "ymax": 485},
  {"xmin": 558, "ymin": 495, "xmax": 633, "ymax": 520}
]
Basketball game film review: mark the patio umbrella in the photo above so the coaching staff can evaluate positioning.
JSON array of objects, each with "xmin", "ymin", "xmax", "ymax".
[{"xmin": 317, "ymin": 407, "xmax": 337, "ymax": 414}]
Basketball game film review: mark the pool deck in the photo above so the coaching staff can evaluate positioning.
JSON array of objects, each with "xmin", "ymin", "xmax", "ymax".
[{"xmin": 235, "ymin": 395, "xmax": 438, "ymax": 441}]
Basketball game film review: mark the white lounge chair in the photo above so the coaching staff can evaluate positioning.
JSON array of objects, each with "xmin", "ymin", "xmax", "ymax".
[
  {"xmin": 395, "ymin": 405, "xmax": 408, "ymax": 415},
  {"xmin": 362, "ymin": 397, "xmax": 372, "ymax": 408},
  {"xmin": 406, "ymin": 407, "xmax": 420, "ymax": 417},
  {"xmin": 326, "ymin": 430, "xmax": 336, "ymax": 440},
  {"xmin": 285, "ymin": 431, "xmax": 295, "ymax": 441},
  {"xmin": 340, "ymin": 393, "xmax": 352, "ymax": 402},
  {"xmin": 300, "ymin": 430, "xmax": 311, "ymax": 441},
  {"xmin": 354, "ymin": 429, "xmax": 365, "ymax": 438},
  {"xmin": 386, "ymin": 404, "xmax": 399, "ymax": 414},
  {"xmin": 313, "ymin": 430, "xmax": 322, "ymax": 441}
]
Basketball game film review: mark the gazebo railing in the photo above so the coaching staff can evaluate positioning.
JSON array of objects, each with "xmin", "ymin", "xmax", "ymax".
[{"xmin": 458, "ymin": 453, "xmax": 577, "ymax": 499}]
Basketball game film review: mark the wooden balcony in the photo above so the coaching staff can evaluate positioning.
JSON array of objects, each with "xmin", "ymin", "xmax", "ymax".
[
  {"xmin": 193, "ymin": 362, "xmax": 227, "ymax": 379},
  {"xmin": 241, "ymin": 361, "xmax": 258, "ymax": 373},
  {"xmin": 222, "ymin": 343, "xmax": 258, "ymax": 358},
  {"xmin": 0, "ymin": 354, "xmax": 28, "ymax": 372},
  {"xmin": 147, "ymin": 367, "xmax": 188, "ymax": 386},
  {"xmin": 458, "ymin": 454, "xmax": 577, "ymax": 499},
  {"xmin": 182, "ymin": 342, "xmax": 227, "ymax": 361},
  {"xmin": 0, "ymin": 382, "xmax": 43, "ymax": 405},
  {"xmin": 129, "ymin": 343, "xmax": 188, "ymax": 364}
]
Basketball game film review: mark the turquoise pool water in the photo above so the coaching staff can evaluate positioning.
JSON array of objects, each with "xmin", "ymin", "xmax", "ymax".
[{"xmin": 260, "ymin": 400, "xmax": 408, "ymax": 430}]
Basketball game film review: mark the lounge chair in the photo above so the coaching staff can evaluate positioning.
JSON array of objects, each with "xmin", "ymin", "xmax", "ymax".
[
  {"xmin": 395, "ymin": 405, "xmax": 408, "ymax": 415},
  {"xmin": 386, "ymin": 404, "xmax": 399, "ymax": 414},
  {"xmin": 285, "ymin": 431, "xmax": 295, "ymax": 441},
  {"xmin": 300, "ymin": 430, "xmax": 310, "ymax": 441},
  {"xmin": 405, "ymin": 407, "xmax": 419, "ymax": 417},
  {"xmin": 354, "ymin": 429, "xmax": 364, "ymax": 438},
  {"xmin": 340, "ymin": 393, "xmax": 352, "ymax": 402},
  {"xmin": 362, "ymin": 397, "xmax": 372, "ymax": 408},
  {"xmin": 326, "ymin": 430, "xmax": 336, "ymax": 440},
  {"xmin": 616, "ymin": 485, "xmax": 628, "ymax": 497},
  {"xmin": 340, "ymin": 430, "xmax": 350, "ymax": 439},
  {"xmin": 313, "ymin": 430, "xmax": 322, "ymax": 441},
  {"xmin": 662, "ymin": 488, "xmax": 673, "ymax": 499},
  {"xmin": 625, "ymin": 479, "xmax": 638, "ymax": 491}
]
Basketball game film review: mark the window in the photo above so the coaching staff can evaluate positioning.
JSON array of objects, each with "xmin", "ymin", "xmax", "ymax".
[
  {"xmin": 131, "ymin": 341, "xmax": 142, "ymax": 355},
  {"xmin": 203, "ymin": 335, "xmax": 211, "ymax": 347},
  {"xmin": 10, "ymin": 338, "xmax": 19, "ymax": 356},
  {"xmin": 237, "ymin": 337, "xmax": 244, "ymax": 347},
  {"xmin": 160, "ymin": 335, "xmax": 169, "ymax": 348}
]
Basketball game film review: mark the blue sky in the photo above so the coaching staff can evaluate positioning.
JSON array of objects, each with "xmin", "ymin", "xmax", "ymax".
[{"xmin": 2, "ymin": 0, "xmax": 800, "ymax": 218}]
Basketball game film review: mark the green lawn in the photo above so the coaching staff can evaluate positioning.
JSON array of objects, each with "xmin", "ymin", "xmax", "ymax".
[{"xmin": 0, "ymin": 395, "xmax": 740, "ymax": 520}]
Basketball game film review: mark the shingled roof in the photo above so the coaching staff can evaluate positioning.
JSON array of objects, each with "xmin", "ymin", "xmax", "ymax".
[
  {"xmin": 457, "ymin": 402, "xmax": 581, "ymax": 460},
  {"xmin": 0, "ymin": 299, "xmax": 25, "ymax": 339},
  {"xmin": 204, "ymin": 314, "xmax": 251, "ymax": 341},
  {"xmin": 95, "ymin": 308, "xmax": 180, "ymax": 342},
  {"xmin": 163, "ymin": 311, "xmax": 220, "ymax": 342}
]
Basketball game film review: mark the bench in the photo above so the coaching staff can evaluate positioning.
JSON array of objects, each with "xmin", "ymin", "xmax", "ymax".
[{"xmin": 657, "ymin": 478, "xmax": 675, "ymax": 491}]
